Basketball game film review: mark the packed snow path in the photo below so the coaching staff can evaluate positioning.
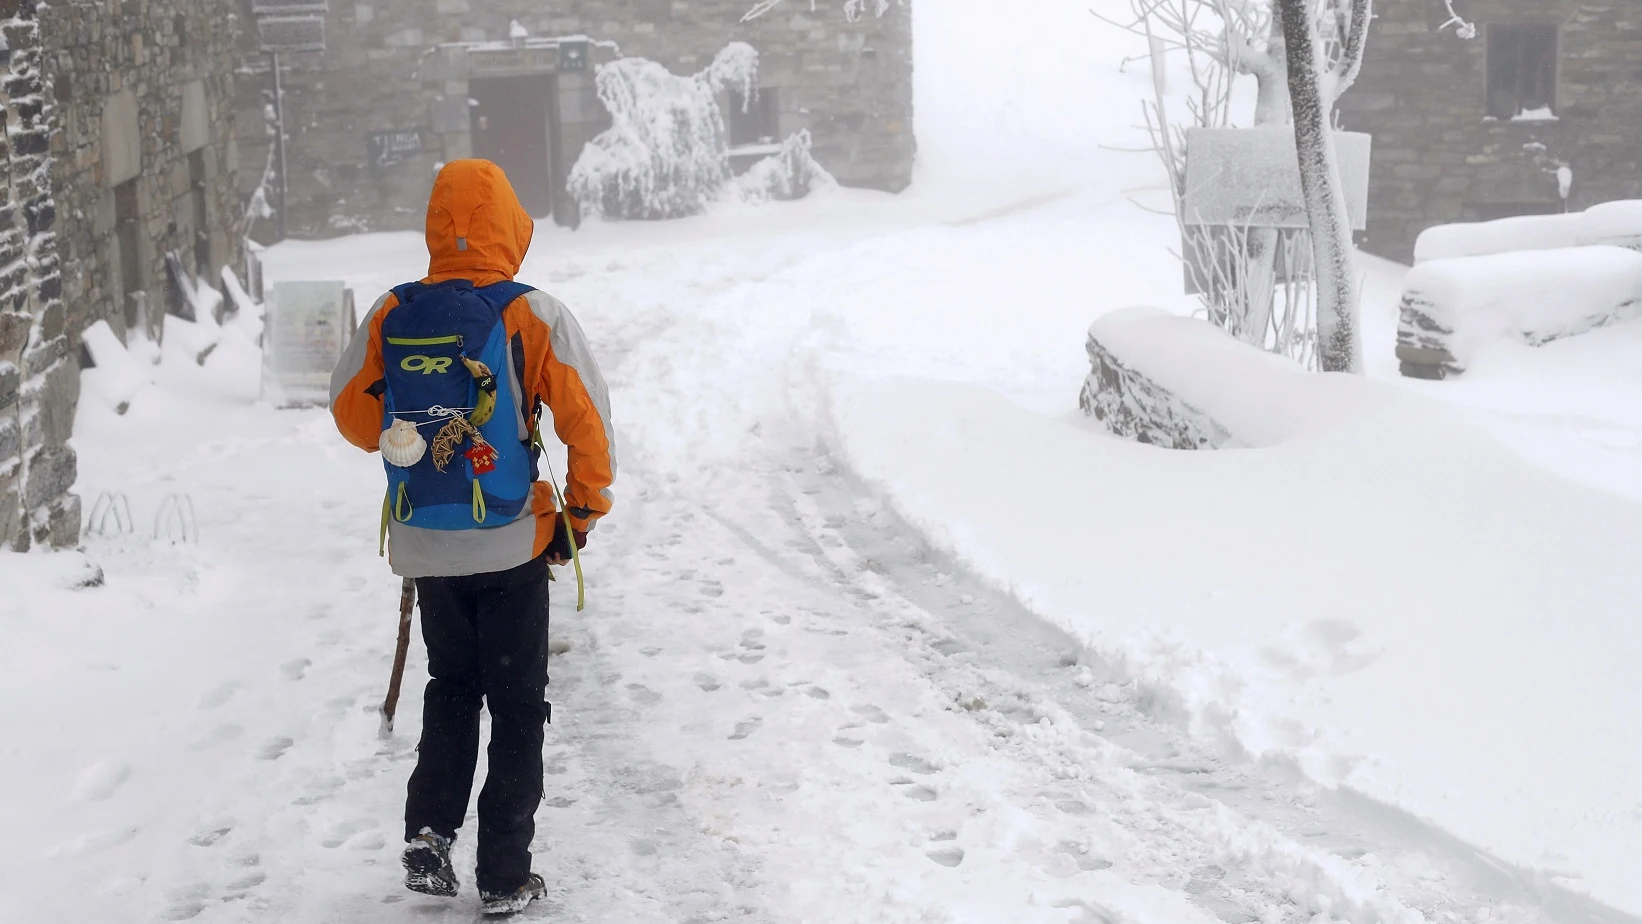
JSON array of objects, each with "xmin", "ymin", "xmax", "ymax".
[{"xmin": 12, "ymin": 207, "xmax": 1637, "ymax": 924}]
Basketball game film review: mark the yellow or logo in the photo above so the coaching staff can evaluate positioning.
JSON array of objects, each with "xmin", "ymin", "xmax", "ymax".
[{"xmin": 401, "ymin": 355, "xmax": 453, "ymax": 375}]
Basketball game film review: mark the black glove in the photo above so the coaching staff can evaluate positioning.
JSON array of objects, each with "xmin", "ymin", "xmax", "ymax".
[{"xmin": 544, "ymin": 521, "xmax": 588, "ymax": 564}]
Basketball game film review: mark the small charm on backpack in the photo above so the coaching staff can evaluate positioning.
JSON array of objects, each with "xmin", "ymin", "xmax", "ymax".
[
  {"xmin": 461, "ymin": 356, "xmax": 500, "ymax": 427},
  {"xmin": 431, "ymin": 417, "xmax": 481, "ymax": 472},
  {"xmin": 381, "ymin": 419, "xmax": 429, "ymax": 468},
  {"xmin": 465, "ymin": 439, "xmax": 500, "ymax": 475}
]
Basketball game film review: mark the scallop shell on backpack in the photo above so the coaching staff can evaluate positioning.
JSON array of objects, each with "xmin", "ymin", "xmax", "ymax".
[{"xmin": 381, "ymin": 419, "xmax": 428, "ymax": 468}]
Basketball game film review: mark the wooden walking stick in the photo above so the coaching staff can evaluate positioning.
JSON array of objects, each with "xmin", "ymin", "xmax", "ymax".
[{"xmin": 379, "ymin": 577, "xmax": 416, "ymax": 739}]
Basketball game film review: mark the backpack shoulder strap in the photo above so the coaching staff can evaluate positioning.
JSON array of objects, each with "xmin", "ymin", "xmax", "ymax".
[
  {"xmin": 473, "ymin": 280, "xmax": 536, "ymax": 312},
  {"xmin": 389, "ymin": 282, "xmax": 428, "ymax": 306}
]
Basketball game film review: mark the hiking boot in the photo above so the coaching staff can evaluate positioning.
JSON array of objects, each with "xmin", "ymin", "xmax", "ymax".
[
  {"xmin": 480, "ymin": 873, "xmax": 546, "ymax": 915},
  {"xmin": 402, "ymin": 828, "xmax": 458, "ymax": 897}
]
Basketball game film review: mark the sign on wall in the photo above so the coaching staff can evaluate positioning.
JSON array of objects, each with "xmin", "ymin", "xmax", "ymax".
[
  {"xmin": 368, "ymin": 129, "xmax": 428, "ymax": 171},
  {"xmin": 258, "ymin": 15, "xmax": 326, "ymax": 53},
  {"xmin": 264, "ymin": 280, "xmax": 355, "ymax": 407},
  {"xmin": 560, "ymin": 40, "xmax": 589, "ymax": 72},
  {"xmin": 1181, "ymin": 128, "xmax": 1372, "ymax": 231}
]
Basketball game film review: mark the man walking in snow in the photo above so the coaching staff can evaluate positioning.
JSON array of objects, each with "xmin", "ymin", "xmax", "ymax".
[{"xmin": 330, "ymin": 159, "xmax": 616, "ymax": 915}]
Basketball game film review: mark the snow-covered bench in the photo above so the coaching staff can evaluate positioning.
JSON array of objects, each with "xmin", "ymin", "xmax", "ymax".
[{"xmin": 1396, "ymin": 246, "xmax": 1642, "ymax": 379}]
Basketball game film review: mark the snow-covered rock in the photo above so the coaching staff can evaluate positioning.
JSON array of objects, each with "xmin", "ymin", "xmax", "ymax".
[
  {"xmin": 1079, "ymin": 307, "xmax": 1376, "ymax": 449},
  {"xmin": 1395, "ymin": 245, "xmax": 1642, "ymax": 378}
]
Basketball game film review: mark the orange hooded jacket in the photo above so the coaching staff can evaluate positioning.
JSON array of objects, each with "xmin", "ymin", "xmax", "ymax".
[{"xmin": 330, "ymin": 160, "xmax": 616, "ymax": 577}]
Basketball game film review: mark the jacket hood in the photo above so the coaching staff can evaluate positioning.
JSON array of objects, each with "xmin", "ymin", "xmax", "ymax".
[{"xmin": 425, "ymin": 159, "xmax": 535, "ymax": 280}]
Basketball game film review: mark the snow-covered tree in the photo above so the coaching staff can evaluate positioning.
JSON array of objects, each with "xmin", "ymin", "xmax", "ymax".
[
  {"xmin": 1278, "ymin": 0, "xmax": 1370, "ymax": 373},
  {"xmin": 568, "ymin": 44, "xmax": 759, "ymax": 220}
]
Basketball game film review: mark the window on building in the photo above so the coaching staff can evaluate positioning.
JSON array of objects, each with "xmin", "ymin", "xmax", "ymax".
[
  {"xmin": 726, "ymin": 88, "xmax": 780, "ymax": 148},
  {"xmin": 1486, "ymin": 24, "xmax": 1558, "ymax": 120},
  {"xmin": 189, "ymin": 150, "xmax": 211, "ymax": 276}
]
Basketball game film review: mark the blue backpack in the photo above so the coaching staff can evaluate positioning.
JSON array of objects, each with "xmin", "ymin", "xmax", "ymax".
[{"xmin": 378, "ymin": 279, "xmax": 537, "ymax": 534}]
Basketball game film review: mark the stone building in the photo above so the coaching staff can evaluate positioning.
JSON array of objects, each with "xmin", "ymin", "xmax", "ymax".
[
  {"xmin": 234, "ymin": 0, "xmax": 916, "ymax": 239},
  {"xmin": 1340, "ymin": 1, "xmax": 1642, "ymax": 263},
  {"xmin": 1, "ymin": 4, "xmax": 75, "ymax": 550},
  {"xmin": 2, "ymin": 0, "xmax": 246, "ymax": 551},
  {"xmin": 43, "ymin": 0, "xmax": 246, "ymax": 342}
]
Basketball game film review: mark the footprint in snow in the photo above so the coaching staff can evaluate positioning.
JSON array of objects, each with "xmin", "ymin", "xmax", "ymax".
[
  {"xmin": 896, "ymin": 783, "xmax": 938, "ymax": 802},
  {"xmin": 694, "ymin": 673, "xmax": 722, "ymax": 692},
  {"xmin": 225, "ymin": 870, "xmax": 268, "ymax": 896},
  {"xmin": 320, "ymin": 818, "xmax": 379, "ymax": 849},
  {"xmin": 198, "ymin": 682, "xmax": 239, "ymax": 709},
  {"xmin": 803, "ymin": 686, "xmax": 831, "ymax": 700},
  {"xmin": 888, "ymin": 753, "xmax": 939, "ymax": 775},
  {"xmin": 851, "ymin": 704, "xmax": 890, "ymax": 724},
  {"xmin": 257, "ymin": 737, "xmax": 294, "ymax": 761},
  {"xmin": 626, "ymin": 683, "xmax": 662, "ymax": 705},
  {"xmin": 925, "ymin": 847, "xmax": 965, "ymax": 868},
  {"xmin": 1056, "ymin": 841, "xmax": 1113, "ymax": 873},
  {"xmin": 71, "ymin": 760, "xmax": 132, "ymax": 802},
  {"xmin": 1054, "ymin": 798, "xmax": 1094, "ymax": 816},
  {"xmin": 833, "ymin": 736, "xmax": 863, "ymax": 749},
  {"xmin": 189, "ymin": 826, "xmax": 234, "ymax": 848},
  {"xmin": 729, "ymin": 717, "xmax": 762, "ymax": 740},
  {"xmin": 739, "ymin": 629, "xmax": 766, "ymax": 651},
  {"xmin": 281, "ymin": 658, "xmax": 311, "ymax": 681}
]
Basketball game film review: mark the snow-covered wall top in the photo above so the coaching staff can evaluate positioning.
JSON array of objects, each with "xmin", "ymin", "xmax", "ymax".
[
  {"xmin": 1396, "ymin": 245, "xmax": 1642, "ymax": 376},
  {"xmin": 1081, "ymin": 308, "xmax": 1382, "ymax": 450},
  {"xmin": 1413, "ymin": 200, "xmax": 1642, "ymax": 263}
]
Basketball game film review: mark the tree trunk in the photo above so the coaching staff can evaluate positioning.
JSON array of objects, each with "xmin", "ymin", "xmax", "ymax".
[
  {"xmin": 1242, "ymin": 14, "xmax": 1291, "ymax": 349},
  {"xmin": 1278, "ymin": 0, "xmax": 1363, "ymax": 374}
]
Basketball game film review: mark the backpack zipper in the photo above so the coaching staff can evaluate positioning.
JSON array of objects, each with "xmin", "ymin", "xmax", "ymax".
[{"xmin": 386, "ymin": 334, "xmax": 463, "ymax": 346}]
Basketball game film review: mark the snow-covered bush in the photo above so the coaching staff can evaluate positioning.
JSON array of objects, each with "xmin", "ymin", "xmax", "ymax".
[
  {"xmin": 568, "ymin": 44, "xmax": 759, "ymax": 221},
  {"xmin": 735, "ymin": 130, "xmax": 835, "ymax": 205},
  {"xmin": 1396, "ymin": 245, "xmax": 1642, "ymax": 378}
]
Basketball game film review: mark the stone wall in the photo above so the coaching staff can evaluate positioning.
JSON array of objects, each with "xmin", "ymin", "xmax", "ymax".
[
  {"xmin": 42, "ymin": 0, "xmax": 246, "ymax": 344},
  {"xmin": 235, "ymin": 0, "xmax": 915, "ymax": 239},
  {"xmin": 1340, "ymin": 1, "xmax": 1642, "ymax": 264},
  {"xmin": 0, "ymin": 4, "xmax": 76, "ymax": 550}
]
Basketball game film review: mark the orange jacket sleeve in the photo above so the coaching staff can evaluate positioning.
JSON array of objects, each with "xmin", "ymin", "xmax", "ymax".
[
  {"xmin": 329, "ymin": 293, "xmax": 398, "ymax": 451},
  {"xmin": 514, "ymin": 292, "xmax": 616, "ymax": 532}
]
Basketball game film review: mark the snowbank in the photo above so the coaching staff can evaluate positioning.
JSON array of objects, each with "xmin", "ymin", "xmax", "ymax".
[
  {"xmin": 1395, "ymin": 245, "xmax": 1642, "ymax": 377},
  {"xmin": 1413, "ymin": 199, "xmax": 1642, "ymax": 263},
  {"xmin": 79, "ymin": 321, "xmax": 149, "ymax": 415},
  {"xmin": 824, "ymin": 371, "xmax": 1642, "ymax": 915}
]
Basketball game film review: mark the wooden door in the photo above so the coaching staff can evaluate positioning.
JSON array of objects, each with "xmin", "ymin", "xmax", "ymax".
[{"xmin": 469, "ymin": 74, "xmax": 556, "ymax": 218}]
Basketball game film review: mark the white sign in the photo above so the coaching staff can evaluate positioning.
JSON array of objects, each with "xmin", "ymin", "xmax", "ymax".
[
  {"xmin": 1181, "ymin": 128, "xmax": 1372, "ymax": 231},
  {"xmin": 264, "ymin": 281, "xmax": 354, "ymax": 407}
]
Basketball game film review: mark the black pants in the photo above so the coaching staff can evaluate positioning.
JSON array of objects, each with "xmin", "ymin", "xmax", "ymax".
[{"xmin": 405, "ymin": 554, "xmax": 550, "ymax": 895}]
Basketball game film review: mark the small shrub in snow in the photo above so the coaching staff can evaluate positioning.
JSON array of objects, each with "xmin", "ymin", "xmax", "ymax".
[
  {"xmin": 736, "ymin": 130, "xmax": 835, "ymax": 205},
  {"xmin": 569, "ymin": 44, "xmax": 759, "ymax": 221}
]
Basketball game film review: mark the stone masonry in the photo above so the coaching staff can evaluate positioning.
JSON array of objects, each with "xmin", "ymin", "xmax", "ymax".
[
  {"xmin": 236, "ymin": 0, "xmax": 916, "ymax": 239},
  {"xmin": 0, "ymin": 3, "xmax": 75, "ymax": 550},
  {"xmin": 1340, "ymin": 1, "xmax": 1642, "ymax": 264},
  {"xmin": 42, "ymin": 0, "xmax": 246, "ymax": 343}
]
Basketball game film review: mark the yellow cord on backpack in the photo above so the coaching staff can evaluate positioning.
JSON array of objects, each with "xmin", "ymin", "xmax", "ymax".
[{"xmin": 536, "ymin": 431, "xmax": 586, "ymax": 612}]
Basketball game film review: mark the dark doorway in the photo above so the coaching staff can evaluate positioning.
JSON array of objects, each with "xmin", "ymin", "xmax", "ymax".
[{"xmin": 470, "ymin": 74, "xmax": 557, "ymax": 218}]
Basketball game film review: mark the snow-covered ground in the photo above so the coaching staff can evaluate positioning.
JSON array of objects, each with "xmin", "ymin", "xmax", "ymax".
[{"xmin": 6, "ymin": 0, "xmax": 1642, "ymax": 921}]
